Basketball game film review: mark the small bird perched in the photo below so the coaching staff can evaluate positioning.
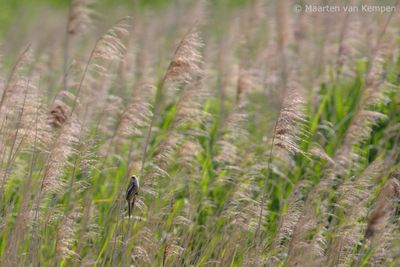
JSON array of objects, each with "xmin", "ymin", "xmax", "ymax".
[{"xmin": 126, "ymin": 175, "xmax": 139, "ymax": 218}]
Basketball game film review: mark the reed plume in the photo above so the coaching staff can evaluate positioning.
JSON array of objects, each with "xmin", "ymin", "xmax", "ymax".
[
  {"xmin": 363, "ymin": 170, "xmax": 400, "ymax": 266},
  {"xmin": 273, "ymin": 80, "xmax": 307, "ymax": 154},
  {"xmin": 67, "ymin": 0, "xmax": 94, "ymax": 37},
  {"xmin": 365, "ymin": 173, "xmax": 400, "ymax": 240},
  {"xmin": 0, "ymin": 46, "xmax": 32, "ymax": 116},
  {"xmin": 48, "ymin": 100, "xmax": 71, "ymax": 128},
  {"xmin": 140, "ymin": 28, "xmax": 203, "ymax": 176},
  {"xmin": 114, "ymin": 84, "xmax": 154, "ymax": 144},
  {"xmin": 55, "ymin": 208, "xmax": 81, "ymax": 261},
  {"xmin": 73, "ymin": 18, "xmax": 131, "ymax": 119},
  {"xmin": 254, "ymin": 73, "xmax": 307, "ymax": 251},
  {"xmin": 164, "ymin": 29, "xmax": 203, "ymax": 89},
  {"xmin": 326, "ymin": 158, "xmax": 387, "ymax": 266},
  {"xmin": 63, "ymin": 0, "xmax": 94, "ymax": 92},
  {"xmin": 269, "ymin": 182, "xmax": 307, "ymax": 264}
]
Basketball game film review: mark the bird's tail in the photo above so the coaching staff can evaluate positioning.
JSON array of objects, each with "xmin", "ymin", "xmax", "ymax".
[{"xmin": 128, "ymin": 201, "xmax": 131, "ymax": 218}]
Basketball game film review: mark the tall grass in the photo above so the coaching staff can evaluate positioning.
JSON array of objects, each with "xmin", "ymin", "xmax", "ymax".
[{"xmin": 0, "ymin": 0, "xmax": 400, "ymax": 266}]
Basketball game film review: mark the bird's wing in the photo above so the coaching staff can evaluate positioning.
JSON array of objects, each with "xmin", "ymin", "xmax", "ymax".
[{"xmin": 126, "ymin": 181, "xmax": 134, "ymax": 200}]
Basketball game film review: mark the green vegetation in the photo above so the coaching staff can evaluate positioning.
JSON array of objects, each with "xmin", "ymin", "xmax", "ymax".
[{"xmin": 0, "ymin": 0, "xmax": 399, "ymax": 266}]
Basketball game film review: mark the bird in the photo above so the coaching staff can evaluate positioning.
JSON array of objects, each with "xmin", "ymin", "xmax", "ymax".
[{"xmin": 126, "ymin": 175, "xmax": 139, "ymax": 218}]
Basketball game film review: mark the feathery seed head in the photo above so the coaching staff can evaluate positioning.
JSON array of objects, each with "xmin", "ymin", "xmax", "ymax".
[{"xmin": 164, "ymin": 29, "xmax": 203, "ymax": 88}]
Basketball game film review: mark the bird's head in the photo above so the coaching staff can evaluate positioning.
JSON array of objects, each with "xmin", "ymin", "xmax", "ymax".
[{"xmin": 130, "ymin": 175, "xmax": 139, "ymax": 189}]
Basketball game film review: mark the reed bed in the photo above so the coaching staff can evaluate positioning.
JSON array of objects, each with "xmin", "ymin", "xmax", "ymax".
[{"xmin": 0, "ymin": 0, "xmax": 400, "ymax": 266}]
